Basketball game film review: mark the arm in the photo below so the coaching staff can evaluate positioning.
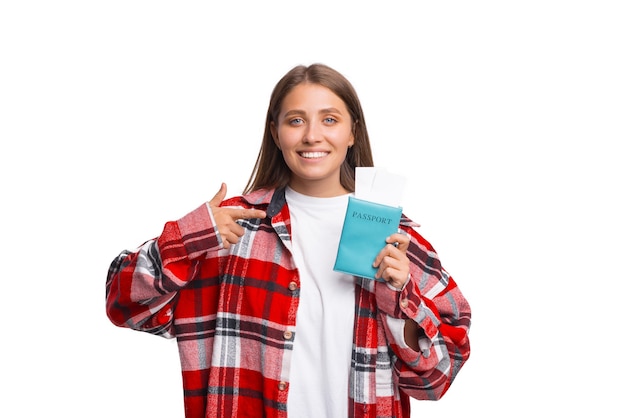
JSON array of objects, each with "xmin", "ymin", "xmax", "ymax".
[
  {"xmin": 105, "ymin": 202, "xmax": 222, "ymax": 338},
  {"xmin": 105, "ymin": 184, "xmax": 267, "ymax": 338},
  {"xmin": 375, "ymin": 226, "xmax": 471, "ymax": 400}
]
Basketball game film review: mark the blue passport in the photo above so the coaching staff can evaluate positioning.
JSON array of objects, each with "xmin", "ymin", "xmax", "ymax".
[{"xmin": 333, "ymin": 196, "xmax": 402, "ymax": 280}]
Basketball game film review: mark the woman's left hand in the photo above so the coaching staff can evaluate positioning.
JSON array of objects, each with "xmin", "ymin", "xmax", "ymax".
[{"xmin": 373, "ymin": 233, "xmax": 411, "ymax": 290}]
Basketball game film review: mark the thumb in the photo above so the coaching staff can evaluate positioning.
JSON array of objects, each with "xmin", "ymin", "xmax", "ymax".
[{"xmin": 209, "ymin": 182, "xmax": 227, "ymax": 207}]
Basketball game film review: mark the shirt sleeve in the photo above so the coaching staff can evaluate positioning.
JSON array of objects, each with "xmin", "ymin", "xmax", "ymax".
[
  {"xmin": 375, "ymin": 226, "xmax": 472, "ymax": 400},
  {"xmin": 105, "ymin": 203, "xmax": 221, "ymax": 338}
]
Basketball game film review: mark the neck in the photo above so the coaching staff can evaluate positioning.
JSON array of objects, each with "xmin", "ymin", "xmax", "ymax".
[{"xmin": 288, "ymin": 179, "xmax": 349, "ymax": 198}]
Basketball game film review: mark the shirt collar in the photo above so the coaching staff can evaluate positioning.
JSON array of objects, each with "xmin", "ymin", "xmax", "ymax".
[{"xmin": 241, "ymin": 187, "xmax": 286, "ymax": 218}]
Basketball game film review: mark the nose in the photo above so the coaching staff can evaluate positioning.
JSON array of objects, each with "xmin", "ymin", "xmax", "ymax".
[{"xmin": 303, "ymin": 121, "xmax": 322, "ymax": 143}]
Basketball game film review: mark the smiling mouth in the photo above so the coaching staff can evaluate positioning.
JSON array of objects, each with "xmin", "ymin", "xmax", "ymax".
[{"xmin": 299, "ymin": 151, "xmax": 329, "ymax": 159}]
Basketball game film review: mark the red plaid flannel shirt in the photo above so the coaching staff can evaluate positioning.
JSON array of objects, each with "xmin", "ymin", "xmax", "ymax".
[{"xmin": 106, "ymin": 188, "xmax": 471, "ymax": 417}]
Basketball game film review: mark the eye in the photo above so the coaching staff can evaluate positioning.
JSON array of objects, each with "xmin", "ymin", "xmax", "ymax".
[
  {"xmin": 289, "ymin": 118, "xmax": 304, "ymax": 126},
  {"xmin": 323, "ymin": 117, "xmax": 337, "ymax": 124}
]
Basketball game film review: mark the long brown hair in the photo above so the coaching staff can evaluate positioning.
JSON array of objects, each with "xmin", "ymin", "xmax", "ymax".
[{"xmin": 243, "ymin": 63, "xmax": 374, "ymax": 194}]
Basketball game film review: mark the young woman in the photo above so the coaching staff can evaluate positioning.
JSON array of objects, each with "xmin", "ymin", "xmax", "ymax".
[{"xmin": 106, "ymin": 63, "xmax": 471, "ymax": 418}]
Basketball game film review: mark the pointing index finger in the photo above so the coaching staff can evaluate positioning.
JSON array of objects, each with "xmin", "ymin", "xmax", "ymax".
[{"xmin": 230, "ymin": 208, "xmax": 267, "ymax": 220}]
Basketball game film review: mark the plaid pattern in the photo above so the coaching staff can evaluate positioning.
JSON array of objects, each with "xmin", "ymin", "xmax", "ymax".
[{"xmin": 106, "ymin": 188, "xmax": 471, "ymax": 418}]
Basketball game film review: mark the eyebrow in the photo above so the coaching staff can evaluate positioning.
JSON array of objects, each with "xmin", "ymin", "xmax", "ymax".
[{"xmin": 283, "ymin": 108, "xmax": 344, "ymax": 118}]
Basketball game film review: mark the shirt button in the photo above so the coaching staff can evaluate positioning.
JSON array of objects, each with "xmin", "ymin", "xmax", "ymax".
[
  {"xmin": 400, "ymin": 299, "xmax": 409, "ymax": 308},
  {"xmin": 283, "ymin": 330, "xmax": 293, "ymax": 340},
  {"xmin": 288, "ymin": 281, "xmax": 298, "ymax": 291},
  {"xmin": 278, "ymin": 381, "xmax": 287, "ymax": 391}
]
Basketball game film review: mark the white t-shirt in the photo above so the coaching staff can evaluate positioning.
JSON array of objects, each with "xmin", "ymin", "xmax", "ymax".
[{"xmin": 285, "ymin": 187, "xmax": 356, "ymax": 418}]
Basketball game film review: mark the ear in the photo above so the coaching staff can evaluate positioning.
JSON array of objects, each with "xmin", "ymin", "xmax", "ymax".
[
  {"xmin": 270, "ymin": 121, "xmax": 280, "ymax": 149},
  {"xmin": 349, "ymin": 120, "xmax": 357, "ymax": 147}
]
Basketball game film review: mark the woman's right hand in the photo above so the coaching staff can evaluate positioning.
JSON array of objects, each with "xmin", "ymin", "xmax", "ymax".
[{"xmin": 208, "ymin": 183, "xmax": 267, "ymax": 249}]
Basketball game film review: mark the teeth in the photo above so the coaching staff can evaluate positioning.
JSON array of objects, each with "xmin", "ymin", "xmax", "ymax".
[{"xmin": 300, "ymin": 152, "xmax": 328, "ymax": 158}]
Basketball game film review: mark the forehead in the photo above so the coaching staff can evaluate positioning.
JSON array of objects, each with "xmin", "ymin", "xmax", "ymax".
[{"xmin": 280, "ymin": 83, "xmax": 348, "ymax": 113}]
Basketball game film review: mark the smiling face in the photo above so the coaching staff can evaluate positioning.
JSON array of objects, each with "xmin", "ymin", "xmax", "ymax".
[{"xmin": 270, "ymin": 83, "xmax": 355, "ymax": 197}]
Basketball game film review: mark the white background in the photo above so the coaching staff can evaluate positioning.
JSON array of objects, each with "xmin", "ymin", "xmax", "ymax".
[{"xmin": 1, "ymin": 1, "xmax": 624, "ymax": 416}]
